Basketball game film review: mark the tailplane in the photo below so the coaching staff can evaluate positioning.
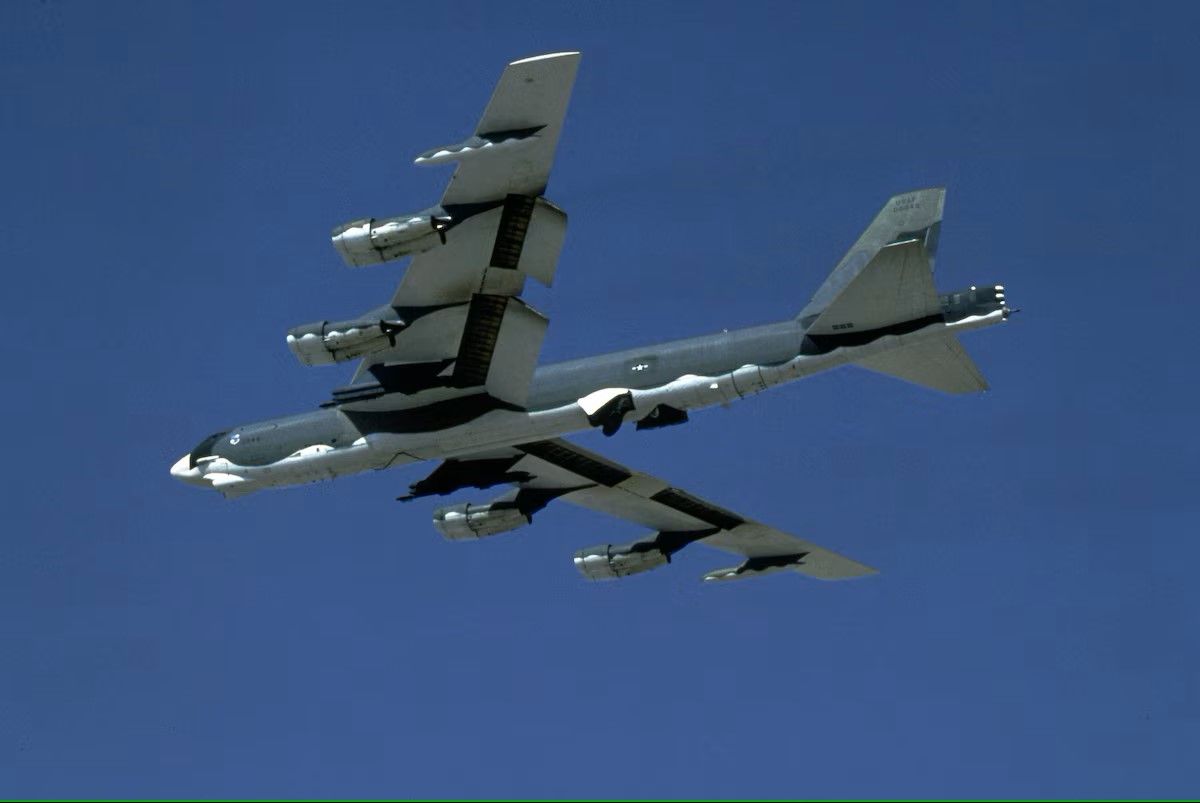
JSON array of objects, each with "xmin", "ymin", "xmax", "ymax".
[{"xmin": 853, "ymin": 333, "xmax": 988, "ymax": 394}]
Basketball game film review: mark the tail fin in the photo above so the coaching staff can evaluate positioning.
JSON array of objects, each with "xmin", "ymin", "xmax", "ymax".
[
  {"xmin": 854, "ymin": 333, "xmax": 988, "ymax": 394},
  {"xmin": 799, "ymin": 188, "xmax": 945, "ymax": 333},
  {"xmin": 800, "ymin": 188, "xmax": 991, "ymax": 394}
]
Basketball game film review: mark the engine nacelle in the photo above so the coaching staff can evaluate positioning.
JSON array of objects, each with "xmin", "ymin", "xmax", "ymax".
[
  {"xmin": 286, "ymin": 316, "xmax": 406, "ymax": 367},
  {"xmin": 433, "ymin": 502, "xmax": 531, "ymax": 541},
  {"xmin": 573, "ymin": 542, "xmax": 671, "ymax": 580},
  {"xmin": 331, "ymin": 211, "xmax": 451, "ymax": 268}
]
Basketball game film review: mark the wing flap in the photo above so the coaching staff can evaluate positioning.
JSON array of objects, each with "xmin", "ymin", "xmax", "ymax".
[{"xmin": 466, "ymin": 296, "xmax": 548, "ymax": 407}]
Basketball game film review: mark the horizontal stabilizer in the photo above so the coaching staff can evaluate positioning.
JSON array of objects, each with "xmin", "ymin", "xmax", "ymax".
[{"xmin": 854, "ymin": 334, "xmax": 989, "ymax": 394}]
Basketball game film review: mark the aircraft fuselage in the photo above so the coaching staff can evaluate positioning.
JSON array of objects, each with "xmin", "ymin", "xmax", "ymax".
[{"xmin": 170, "ymin": 293, "xmax": 1006, "ymax": 497}]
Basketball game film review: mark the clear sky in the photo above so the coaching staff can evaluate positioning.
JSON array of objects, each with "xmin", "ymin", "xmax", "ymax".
[{"xmin": 2, "ymin": 1, "xmax": 1197, "ymax": 797}]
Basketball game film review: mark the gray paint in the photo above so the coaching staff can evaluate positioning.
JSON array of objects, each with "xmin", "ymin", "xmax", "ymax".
[
  {"xmin": 192, "ymin": 317, "xmax": 804, "ymax": 467},
  {"xmin": 193, "ymin": 283, "xmax": 1004, "ymax": 470},
  {"xmin": 526, "ymin": 319, "xmax": 803, "ymax": 409}
]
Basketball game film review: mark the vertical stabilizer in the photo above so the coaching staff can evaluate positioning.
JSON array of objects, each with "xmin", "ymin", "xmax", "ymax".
[{"xmin": 800, "ymin": 188, "xmax": 945, "ymax": 331}]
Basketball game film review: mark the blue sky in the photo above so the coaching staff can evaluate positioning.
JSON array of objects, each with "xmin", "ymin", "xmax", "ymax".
[{"xmin": 2, "ymin": 1, "xmax": 1197, "ymax": 797}]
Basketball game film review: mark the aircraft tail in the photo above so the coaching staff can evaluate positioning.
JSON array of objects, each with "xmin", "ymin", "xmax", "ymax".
[
  {"xmin": 798, "ymin": 188, "xmax": 991, "ymax": 394},
  {"xmin": 798, "ymin": 188, "xmax": 945, "ymax": 333}
]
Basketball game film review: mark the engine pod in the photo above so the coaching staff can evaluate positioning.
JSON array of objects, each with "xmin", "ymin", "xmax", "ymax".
[
  {"xmin": 286, "ymin": 316, "xmax": 406, "ymax": 367},
  {"xmin": 433, "ymin": 502, "xmax": 531, "ymax": 540},
  {"xmin": 573, "ymin": 530, "xmax": 717, "ymax": 580},
  {"xmin": 573, "ymin": 543, "xmax": 670, "ymax": 580},
  {"xmin": 331, "ymin": 211, "xmax": 450, "ymax": 268}
]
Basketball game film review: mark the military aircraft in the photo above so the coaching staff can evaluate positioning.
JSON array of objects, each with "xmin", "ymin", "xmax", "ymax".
[{"xmin": 171, "ymin": 51, "xmax": 1012, "ymax": 583}]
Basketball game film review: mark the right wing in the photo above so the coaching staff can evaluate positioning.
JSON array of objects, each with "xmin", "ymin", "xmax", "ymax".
[
  {"xmin": 318, "ymin": 53, "xmax": 579, "ymax": 411},
  {"xmin": 800, "ymin": 187, "xmax": 945, "ymax": 333},
  {"xmin": 403, "ymin": 438, "xmax": 877, "ymax": 583},
  {"xmin": 392, "ymin": 51, "xmax": 580, "ymax": 309}
]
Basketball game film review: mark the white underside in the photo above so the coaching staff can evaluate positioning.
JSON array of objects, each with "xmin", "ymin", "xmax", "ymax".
[{"xmin": 173, "ymin": 312, "xmax": 1004, "ymax": 497}]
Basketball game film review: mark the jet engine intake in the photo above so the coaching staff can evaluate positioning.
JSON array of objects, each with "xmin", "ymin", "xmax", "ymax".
[
  {"xmin": 286, "ymin": 316, "xmax": 406, "ymax": 367},
  {"xmin": 433, "ymin": 502, "xmax": 531, "ymax": 541},
  {"xmin": 331, "ymin": 212, "xmax": 452, "ymax": 268}
]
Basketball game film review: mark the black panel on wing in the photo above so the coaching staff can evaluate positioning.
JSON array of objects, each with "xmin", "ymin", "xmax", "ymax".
[
  {"xmin": 490, "ymin": 194, "xmax": 536, "ymax": 270},
  {"xmin": 517, "ymin": 440, "xmax": 633, "ymax": 487},
  {"xmin": 650, "ymin": 488, "xmax": 745, "ymax": 531},
  {"xmin": 452, "ymin": 294, "xmax": 509, "ymax": 388},
  {"xmin": 399, "ymin": 456, "xmax": 534, "ymax": 501}
]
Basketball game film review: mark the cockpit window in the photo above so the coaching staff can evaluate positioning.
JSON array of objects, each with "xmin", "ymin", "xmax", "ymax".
[{"xmin": 188, "ymin": 431, "xmax": 227, "ymax": 467}]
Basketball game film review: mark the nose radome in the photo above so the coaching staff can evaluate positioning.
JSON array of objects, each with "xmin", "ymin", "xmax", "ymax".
[{"xmin": 170, "ymin": 454, "xmax": 200, "ymax": 483}]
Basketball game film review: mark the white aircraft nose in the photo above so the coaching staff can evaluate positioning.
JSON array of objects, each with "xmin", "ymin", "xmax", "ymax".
[{"xmin": 170, "ymin": 454, "xmax": 203, "ymax": 485}]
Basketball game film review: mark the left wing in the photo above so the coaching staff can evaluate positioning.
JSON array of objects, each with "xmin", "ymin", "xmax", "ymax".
[{"xmin": 402, "ymin": 438, "xmax": 877, "ymax": 583}]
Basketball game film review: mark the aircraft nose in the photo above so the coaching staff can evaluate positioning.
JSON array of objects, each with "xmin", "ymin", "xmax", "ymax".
[{"xmin": 170, "ymin": 454, "xmax": 202, "ymax": 484}]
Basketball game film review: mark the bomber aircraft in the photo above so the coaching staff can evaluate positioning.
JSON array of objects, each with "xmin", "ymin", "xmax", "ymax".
[{"xmin": 171, "ymin": 52, "xmax": 1012, "ymax": 583}]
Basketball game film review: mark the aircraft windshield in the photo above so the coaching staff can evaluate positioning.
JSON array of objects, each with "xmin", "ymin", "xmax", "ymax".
[{"xmin": 188, "ymin": 431, "xmax": 227, "ymax": 467}]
